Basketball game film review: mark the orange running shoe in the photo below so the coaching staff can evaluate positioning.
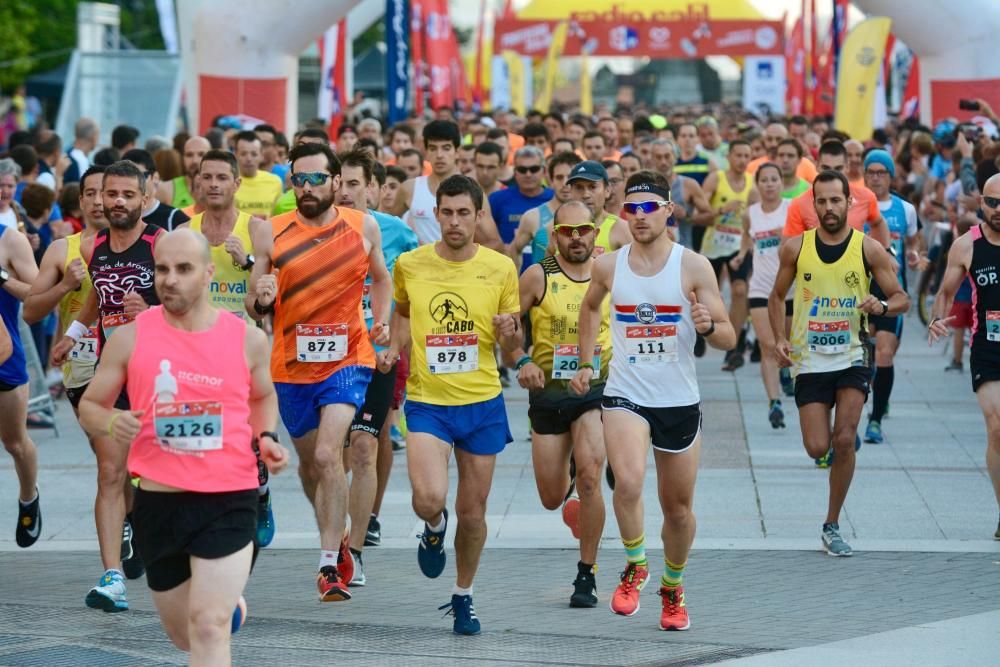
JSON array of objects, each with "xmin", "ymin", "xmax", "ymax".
[
  {"xmin": 337, "ymin": 531, "xmax": 355, "ymax": 584},
  {"xmin": 658, "ymin": 585, "xmax": 690, "ymax": 631},
  {"xmin": 610, "ymin": 563, "xmax": 649, "ymax": 616},
  {"xmin": 561, "ymin": 494, "xmax": 581, "ymax": 539},
  {"xmin": 317, "ymin": 565, "xmax": 352, "ymax": 601}
]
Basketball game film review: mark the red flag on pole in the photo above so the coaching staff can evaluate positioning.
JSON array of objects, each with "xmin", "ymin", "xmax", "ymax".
[
  {"xmin": 901, "ymin": 55, "xmax": 920, "ymax": 119},
  {"xmin": 786, "ymin": 17, "xmax": 806, "ymax": 115},
  {"xmin": 318, "ymin": 19, "xmax": 347, "ymax": 139},
  {"xmin": 411, "ymin": 0, "xmax": 427, "ymax": 116},
  {"xmin": 807, "ymin": 0, "xmax": 817, "ymax": 115}
]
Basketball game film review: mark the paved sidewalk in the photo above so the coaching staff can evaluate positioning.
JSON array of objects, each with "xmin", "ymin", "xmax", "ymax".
[{"xmin": 0, "ymin": 314, "xmax": 998, "ymax": 664}]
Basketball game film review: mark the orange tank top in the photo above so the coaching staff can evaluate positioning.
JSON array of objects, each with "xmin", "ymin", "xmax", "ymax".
[{"xmin": 269, "ymin": 208, "xmax": 374, "ymax": 383}]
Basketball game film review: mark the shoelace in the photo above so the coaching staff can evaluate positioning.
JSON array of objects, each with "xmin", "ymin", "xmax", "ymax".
[
  {"xmin": 659, "ymin": 588, "xmax": 685, "ymax": 611},
  {"xmin": 618, "ymin": 565, "xmax": 644, "ymax": 593},
  {"xmin": 438, "ymin": 598, "xmax": 477, "ymax": 619}
]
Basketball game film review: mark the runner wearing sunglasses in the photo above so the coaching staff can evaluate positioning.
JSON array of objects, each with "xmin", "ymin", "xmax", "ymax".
[
  {"xmin": 929, "ymin": 173, "xmax": 1000, "ymax": 540},
  {"xmin": 246, "ymin": 142, "xmax": 392, "ymax": 602},
  {"xmin": 548, "ymin": 161, "xmax": 631, "ymax": 257},
  {"xmin": 507, "ymin": 152, "xmax": 581, "ymax": 270},
  {"xmin": 489, "ymin": 146, "xmax": 553, "ymax": 271},
  {"xmin": 510, "ymin": 200, "xmax": 611, "ymax": 608},
  {"xmin": 571, "ymin": 170, "xmax": 736, "ymax": 631}
]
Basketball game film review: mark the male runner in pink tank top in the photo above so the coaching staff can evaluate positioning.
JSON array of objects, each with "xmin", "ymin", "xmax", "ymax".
[{"xmin": 80, "ymin": 229, "xmax": 288, "ymax": 666}]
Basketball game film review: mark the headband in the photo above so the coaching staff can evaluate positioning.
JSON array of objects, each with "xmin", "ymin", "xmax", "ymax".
[{"xmin": 625, "ymin": 182, "xmax": 672, "ymax": 202}]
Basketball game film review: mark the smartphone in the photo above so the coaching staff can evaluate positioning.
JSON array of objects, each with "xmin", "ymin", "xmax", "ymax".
[{"xmin": 959, "ymin": 99, "xmax": 981, "ymax": 111}]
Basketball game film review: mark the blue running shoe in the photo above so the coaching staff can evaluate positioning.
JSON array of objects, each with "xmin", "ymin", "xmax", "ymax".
[
  {"xmin": 85, "ymin": 570, "xmax": 128, "ymax": 612},
  {"xmin": 257, "ymin": 491, "xmax": 275, "ymax": 548},
  {"xmin": 864, "ymin": 420, "xmax": 884, "ymax": 444},
  {"xmin": 417, "ymin": 508, "xmax": 448, "ymax": 578},
  {"xmin": 439, "ymin": 594, "xmax": 481, "ymax": 635},
  {"xmin": 231, "ymin": 596, "xmax": 247, "ymax": 634},
  {"xmin": 779, "ymin": 367, "xmax": 795, "ymax": 397}
]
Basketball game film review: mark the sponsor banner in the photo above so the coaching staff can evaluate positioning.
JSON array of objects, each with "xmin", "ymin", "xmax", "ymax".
[
  {"xmin": 494, "ymin": 19, "xmax": 783, "ymax": 58},
  {"xmin": 743, "ymin": 56, "xmax": 786, "ymax": 117},
  {"xmin": 385, "ymin": 0, "xmax": 410, "ymax": 125}
]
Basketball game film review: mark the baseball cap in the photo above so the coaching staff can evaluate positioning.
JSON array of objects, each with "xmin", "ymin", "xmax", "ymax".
[{"xmin": 566, "ymin": 160, "xmax": 608, "ymax": 184}]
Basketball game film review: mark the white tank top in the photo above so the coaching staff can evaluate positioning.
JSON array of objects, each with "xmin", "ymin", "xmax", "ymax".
[
  {"xmin": 747, "ymin": 199, "xmax": 791, "ymax": 300},
  {"xmin": 404, "ymin": 176, "xmax": 440, "ymax": 245},
  {"xmin": 604, "ymin": 242, "xmax": 700, "ymax": 407}
]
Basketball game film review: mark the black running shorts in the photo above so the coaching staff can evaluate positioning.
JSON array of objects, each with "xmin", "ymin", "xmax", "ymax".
[{"xmin": 601, "ymin": 397, "xmax": 702, "ymax": 453}]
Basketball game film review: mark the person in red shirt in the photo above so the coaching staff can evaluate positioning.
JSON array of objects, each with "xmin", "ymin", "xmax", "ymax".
[{"xmin": 783, "ymin": 141, "xmax": 890, "ymax": 247}]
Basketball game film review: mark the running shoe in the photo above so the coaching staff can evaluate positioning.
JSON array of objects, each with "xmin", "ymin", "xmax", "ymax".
[
  {"xmin": 721, "ymin": 350, "xmax": 744, "ymax": 371},
  {"xmin": 85, "ymin": 570, "xmax": 128, "ymax": 613},
  {"xmin": 864, "ymin": 420, "xmax": 884, "ymax": 444},
  {"xmin": 349, "ymin": 550, "xmax": 366, "ymax": 587},
  {"xmin": 15, "ymin": 489, "xmax": 41, "ymax": 548},
  {"xmin": 610, "ymin": 562, "xmax": 649, "ymax": 616},
  {"xmin": 945, "ymin": 361, "xmax": 964, "ymax": 372},
  {"xmin": 570, "ymin": 565, "xmax": 598, "ymax": 608},
  {"xmin": 821, "ymin": 522, "xmax": 853, "ymax": 556},
  {"xmin": 658, "ymin": 585, "xmax": 690, "ymax": 631},
  {"xmin": 816, "ymin": 434, "xmax": 861, "ymax": 467},
  {"xmin": 439, "ymin": 594, "xmax": 481, "ymax": 635},
  {"xmin": 994, "ymin": 517, "xmax": 1000, "ymax": 540},
  {"xmin": 256, "ymin": 490, "xmax": 275, "ymax": 548},
  {"xmin": 562, "ymin": 491, "xmax": 581, "ymax": 539},
  {"xmin": 779, "ymin": 367, "xmax": 795, "ymax": 397},
  {"xmin": 121, "ymin": 519, "xmax": 144, "ymax": 580},
  {"xmin": 316, "ymin": 565, "xmax": 352, "ymax": 601},
  {"xmin": 365, "ymin": 514, "xmax": 381, "ymax": 547},
  {"xmin": 337, "ymin": 531, "xmax": 355, "ymax": 585},
  {"xmin": 390, "ymin": 425, "xmax": 406, "ymax": 451},
  {"xmin": 693, "ymin": 336, "xmax": 706, "ymax": 358},
  {"xmin": 750, "ymin": 339, "xmax": 761, "ymax": 363},
  {"xmin": 768, "ymin": 402, "xmax": 785, "ymax": 429},
  {"xmin": 417, "ymin": 508, "xmax": 448, "ymax": 578},
  {"xmin": 231, "ymin": 596, "xmax": 247, "ymax": 634}
]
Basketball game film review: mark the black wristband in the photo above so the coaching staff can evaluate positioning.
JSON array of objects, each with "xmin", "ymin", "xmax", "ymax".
[
  {"xmin": 701, "ymin": 321, "xmax": 716, "ymax": 337},
  {"xmin": 258, "ymin": 430, "xmax": 280, "ymax": 443},
  {"xmin": 253, "ymin": 298, "xmax": 274, "ymax": 315}
]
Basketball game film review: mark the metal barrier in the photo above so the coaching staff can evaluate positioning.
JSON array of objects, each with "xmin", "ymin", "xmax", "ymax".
[{"xmin": 18, "ymin": 317, "xmax": 59, "ymax": 438}]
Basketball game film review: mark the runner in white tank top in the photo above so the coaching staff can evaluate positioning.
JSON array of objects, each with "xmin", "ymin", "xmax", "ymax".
[
  {"xmin": 569, "ymin": 172, "xmax": 736, "ymax": 632},
  {"xmin": 404, "ymin": 175, "xmax": 440, "ymax": 244},
  {"xmin": 736, "ymin": 163, "xmax": 794, "ymax": 428}
]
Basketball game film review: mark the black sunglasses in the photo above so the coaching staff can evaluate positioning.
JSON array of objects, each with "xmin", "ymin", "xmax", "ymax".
[{"xmin": 515, "ymin": 165, "xmax": 543, "ymax": 174}]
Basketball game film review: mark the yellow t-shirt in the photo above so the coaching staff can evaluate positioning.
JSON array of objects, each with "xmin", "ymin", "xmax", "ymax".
[
  {"xmin": 59, "ymin": 232, "xmax": 96, "ymax": 389},
  {"xmin": 702, "ymin": 171, "xmax": 753, "ymax": 259},
  {"xmin": 234, "ymin": 171, "xmax": 282, "ymax": 219},
  {"xmin": 394, "ymin": 243, "xmax": 519, "ymax": 405},
  {"xmin": 188, "ymin": 211, "xmax": 254, "ymax": 318}
]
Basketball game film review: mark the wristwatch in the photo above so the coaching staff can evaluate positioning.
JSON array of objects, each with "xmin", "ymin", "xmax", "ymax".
[
  {"xmin": 879, "ymin": 300, "xmax": 889, "ymax": 316},
  {"xmin": 242, "ymin": 254, "xmax": 255, "ymax": 271},
  {"xmin": 0, "ymin": 268, "xmax": 8, "ymax": 285}
]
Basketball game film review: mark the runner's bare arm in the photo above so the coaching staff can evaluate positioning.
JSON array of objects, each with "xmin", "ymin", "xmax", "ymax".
[
  {"xmin": 24, "ymin": 239, "xmax": 73, "ymax": 323},
  {"xmin": 687, "ymin": 180, "xmax": 716, "ymax": 226},
  {"xmin": 929, "ymin": 232, "xmax": 974, "ymax": 341},
  {"xmin": 476, "ymin": 199, "xmax": 504, "ymax": 252},
  {"xmin": 511, "ymin": 263, "xmax": 545, "ymax": 387},
  {"xmin": 868, "ymin": 213, "xmax": 891, "ymax": 246},
  {"xmin": 378, "ymin": 302, "xmax": 412, "ymax": 373},
  {"xmin": 245, "ymin": 219, "xmax": 275, "ymax": 320},
  {"xmin": 363, "ymin": 215, "xmax": 392, "ymax": 332},
  {"xmin": 569, "ymin": 253, "xmax": 614, "ymax": 395},
  {"xmin": 684, "ymin": 250, "xmax": 737, "ymax": 350},
  {"xmin": 2, "ymin": 227, "xmax": 39, "ymax": 300},
  {"xmin": 507, "ymin": 208, "xmax": 539, "ymax": 268},
  {"xmin": 861, "ymin": 237, "xmax": 910, "ymax": 316},
  {"xmin": 245, "ymin": 324, "xmax": 288, "ymax": 473},
  {"xmin": 732, "ymin": 210, "xmax": 753, "ymax": 269},
  {"xmin": 701, "ymin": 171, "xmax": 719, "ymax": 205},
  {"xmin": 79, "ymin": 323, "xmax": 140, "ymax": 445},
  {"xmin": 768, "ymin": 236, "xmax": 801, "ymax": 366}
]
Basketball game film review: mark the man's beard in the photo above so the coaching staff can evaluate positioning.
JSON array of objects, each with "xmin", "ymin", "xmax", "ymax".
[
  {"xmin": 297, "ymin": 192, "xmax": 335, "ymax": 219},
  {"xmin": 107, "ymin": 206, "xmax": 142, "ymax": 230},
  {"xmin": 819, "ymin": 212, "xmax": 847, "ymax": 233},
  {"xmin": 985, "ymin": 212, "xmax": 1000, "ymax": 233}
]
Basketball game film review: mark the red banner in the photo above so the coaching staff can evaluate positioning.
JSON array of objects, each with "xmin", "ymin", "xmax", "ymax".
[
  {"xmin": 786, "ymin": 18, "xmax": 806, "ymax": 115},
  {"xmin": 930, "ymin": 78, "xmax": 1000, "ymax": 124},
  {"xmin": 901, "ymin": 55, "xmax": 919, "ymax": 119},
  {"xmin": 494, "ymin": 19, "xmax": 783, "ymax": 58},
  {"xmin": 424, "ymin": 0, "xmax": 463, "ymax": 109}
]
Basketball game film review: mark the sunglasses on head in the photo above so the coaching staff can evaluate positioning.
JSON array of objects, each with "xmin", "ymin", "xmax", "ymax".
[
  {"xmin": 623, "ymin": 200, "xmax": 669, "ymax": 215},
  {"xmin": 554, "ymin": 223, "xmax": 596, "ymax": 237},
  {"xmin": 290, "ymin": 171, "xmax": 332, "ymax": 187},
  {"xmin": 985, "ymin": 196, "xmax": 1000, "ymax": 209},
  {"xmin": 515, "ymin": 165, "xmax": 543, "ymax": 174}
]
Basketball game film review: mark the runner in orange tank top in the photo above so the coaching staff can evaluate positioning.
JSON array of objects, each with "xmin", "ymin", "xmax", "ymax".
[{"xmin": 246, "ymin": 142, "xmax": 391, "ymax": 602}]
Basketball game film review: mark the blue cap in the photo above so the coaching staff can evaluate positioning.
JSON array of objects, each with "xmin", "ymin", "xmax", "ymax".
[
  {"xmin": 863, "ymin": 149, "xmax": 895, "ymax": 178},
  {"xmin": 566, "ymin": 160, "xmax": 608, "ymax": 184}
]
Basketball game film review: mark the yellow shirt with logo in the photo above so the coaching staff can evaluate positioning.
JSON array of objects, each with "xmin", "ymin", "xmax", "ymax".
[
  {"xmin": 189, "ymin": 211, "xmax": 253, "ymax": 318},
  {"xmin": 593, "ymin": 213, "xmax": 620, "ymax": 256},
  {"xmin": 234, "ymin": 171, "xmax": 282, "ymax": 219},
  {"xmin": 59, "ymin": 232, "xmax": 96, "ymax": 388},
  {"xmin": 702, "ymin": 171, "xmax": 753, "ymax": 259},
  {"xmin": 393, "ymin": 243, "xmax": 519, "ymax": 405},
  {"xmin": 529, "ymin": 256, "xmax": 612, "ymax": 389},
  {"xmin": 791, "ymin": 229, "xmax": 871, "ymax": 376}
]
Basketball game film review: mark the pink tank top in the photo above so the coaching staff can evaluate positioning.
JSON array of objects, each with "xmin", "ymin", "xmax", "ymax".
[{"xmin": 126, "ymin": 306, "xmax": 256, "ymax": 492}]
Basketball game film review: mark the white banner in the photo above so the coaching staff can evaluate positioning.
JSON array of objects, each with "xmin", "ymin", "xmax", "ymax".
[
  {"xmin": 743, "ymin": 56, "xmax": 786, "ymax": 117},
  {"xmin": 318, "ymin": 23, "xmax": 341, "ymax": 122},
  {"xmin": 155, "ymin": 0, "xmax": 179, "ymax": 54},
  {"xmin": 490, "ymin": 55, "xmax": 511, "ymax": 111}
]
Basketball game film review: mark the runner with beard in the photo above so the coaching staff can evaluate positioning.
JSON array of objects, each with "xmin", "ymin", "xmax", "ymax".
[
  {"xmin": 770, "ymin": 170, "xmax": 908, "ymax": 556},
  {"xmin": 52, "ymin": 160, "xmax": 166, "ymax": 586},
  {"xmin": 246, "ymin": 142, "xmax": 391, "ymax": 601}
]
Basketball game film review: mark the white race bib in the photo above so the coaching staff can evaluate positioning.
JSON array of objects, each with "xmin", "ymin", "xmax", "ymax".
[
  {"xmin": 425, "ymin": 333, "xmax": 479, "ymax": 374},
  {"xmin": 361, "ymin": 283, "xmax": 373, "ymax": 321},
  {"xmin": 754, "ymin": 229, "xmax": 781, "ymax": 255},
  {"xmin": 552, "ymin": 344, "xmax": 601, "ymax": 380},
  {"xmin": 296, "ymin": 323, "xmax": 348, "ymax": 362},
  {"xmin": 625, "ymin": 325, "xmax": 678, "ymax": 364},
  {"xmin": 807, "ymin": 320, "xmax": 851, "ymax": 354},
  {"xmin": 988, "ymin": 311, "xmax": 1000, "ymax": 342},
  {"xmin": 154, "ymin": 400, "xmax": 223, "ymax": 451},
  {"xmin": 70, "ymin": 326, "xmax": 99, "ymax": 362},
  {"xmin": 712, "ymin": 220, "xmax": 743, "ymax": 255}
]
